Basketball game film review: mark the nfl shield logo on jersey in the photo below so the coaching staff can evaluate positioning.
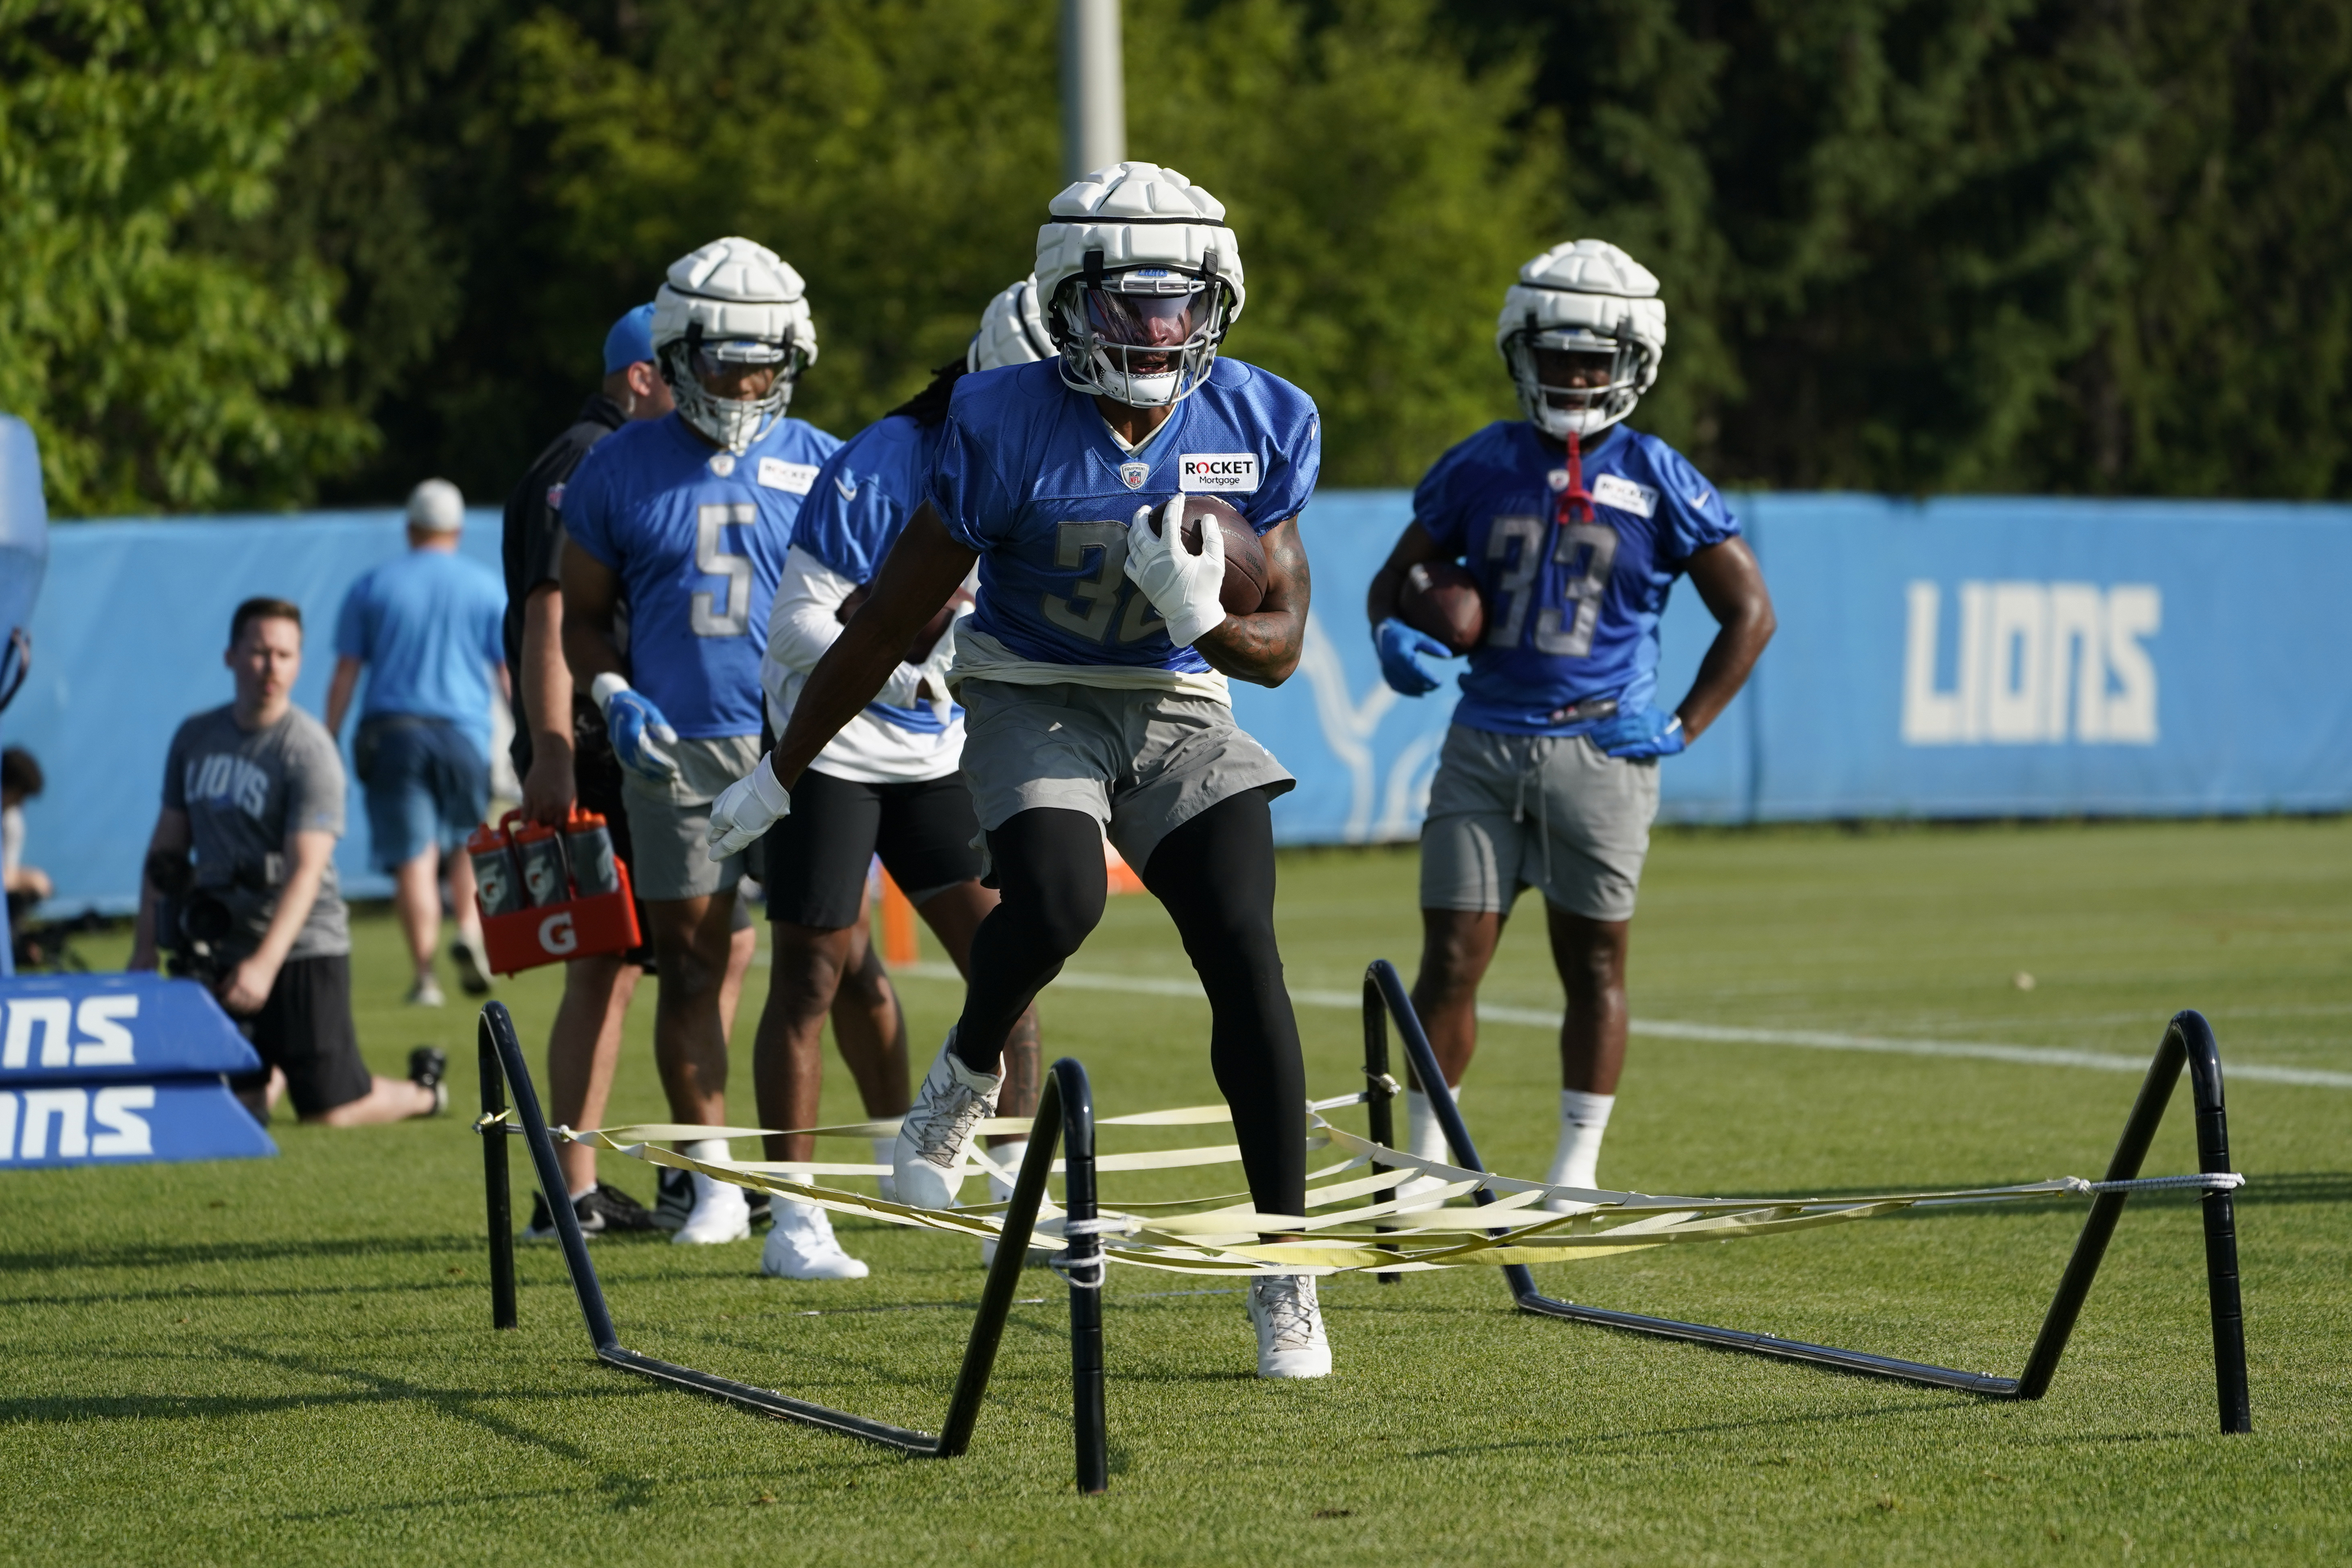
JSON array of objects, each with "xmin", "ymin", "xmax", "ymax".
[{"xmin": 1120, "ymin": 460, "xmax": 1151, "ymax": 491}]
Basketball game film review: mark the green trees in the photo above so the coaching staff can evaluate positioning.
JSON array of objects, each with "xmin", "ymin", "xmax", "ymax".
[
  {"xmin": 7, "ymin": 0, "xmax": 2350, "ymax": 512},
  {"xmin": 0, "ymin": 0, "xmax": 369, "ymax": 514}
]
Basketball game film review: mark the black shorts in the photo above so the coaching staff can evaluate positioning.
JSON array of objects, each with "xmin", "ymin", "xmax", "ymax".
[
  {"xmin": 229, "ymin": 953, "xmax": 372, "ymax": 1117},
  {"xmin": 761, "ymin": 768, "xmax": 984, "ymax": 930}
]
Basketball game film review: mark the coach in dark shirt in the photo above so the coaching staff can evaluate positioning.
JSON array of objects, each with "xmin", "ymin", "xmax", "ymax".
[{"xmin": 500, "ymin": 304, "xmax": 677, "ymax": 1236}]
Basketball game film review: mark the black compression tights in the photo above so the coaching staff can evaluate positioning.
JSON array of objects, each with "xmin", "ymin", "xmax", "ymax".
[{"xmin": 953, "ymin": 792, "xmax": 1308, "ymax": 1218}]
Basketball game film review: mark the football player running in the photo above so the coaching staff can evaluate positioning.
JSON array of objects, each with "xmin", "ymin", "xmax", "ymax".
[
  {"xmin": 750, "ymin": 277, "xmax": 1054, "ymax": 1279},
  {"xmin": 1365, "ymin": 241, "xmax": 1774, "ymax": 1205},
  {"xmin": 561, "ymin": 237, "xmax": 843, "ymax": 1246},
  {"xmin": 709, "ymin": 165, "xmax": 1334, "ymax": 1378}
]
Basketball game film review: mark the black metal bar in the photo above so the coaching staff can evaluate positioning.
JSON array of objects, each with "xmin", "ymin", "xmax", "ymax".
[
  {"xmin": 2178, "ymin": 1011, "xmax": 2252, "ymax": 1433},
  {"xmin": 1052, "ymin": 1058, "xmax": 1110, "ymax": 1495},
  {"xmin": 1362, "ymin": 975, "xmax": 1402, "ymax": 1283},
  {"xmin": 937, "ymin": 1075, "xmax": 1065, "ymax": 1457},
  {"xmin": 478, "ymin": 1023, "xmax": 517, "ymax": 1330},
  {"xmin": 472, "ymin": 1004, "xmax": 1122, "ymax": 1472},
  {"xmin": 480, "ymin": 1002, "xmax": 618, "ymax": 1350},
  {"xmin": 1357, "ymin": 962, "xmax": 2250, "ymax": 1419},
  {"xmin": 597, "ymin": 1347, "xmax": 937, "ymax": 1448}
]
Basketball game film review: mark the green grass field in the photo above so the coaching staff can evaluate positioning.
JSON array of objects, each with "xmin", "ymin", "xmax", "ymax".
[{"xmin": 4, "ymin": 818, "xmax": 2347, "ymax": 1564}]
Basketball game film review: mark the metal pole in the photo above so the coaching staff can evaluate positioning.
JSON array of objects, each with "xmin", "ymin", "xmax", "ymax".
[
  {"xmin": 480, "ymin": 1001, "xmax": 619, "ymax": 1352},
  {"xmin": 1059, "ymin": 0, "xmax": 1126, "ymax": 181},
  {"xmin": 479, "ymin": 1024, "xmax": 516, "ymax": 1330},
  {"xmin": 938, "ymin": 1077, "xmax": 1065, "ymax": 1457},
  {"xmin": 2175, "ymin": 1011, "xmax": 2252, "ymax": 1432},
  {"xmin": 1052, "ymin": 1058, "xmax": 1109, "ymax": 1494},
  {"xmin": 1363, "ymin": 975, "xmax": 1402, "ymax": 1283}
]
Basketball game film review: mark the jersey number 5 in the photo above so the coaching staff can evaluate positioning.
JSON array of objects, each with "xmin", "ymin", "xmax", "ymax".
[
  {"xmin": 1483, "ymin": 513, "xmax": 1617, "ymax": 658},
  {"xmin": 1040, "ymin": 520, "xmax": 1163, "ymax": 644},
  {"xmin": 691, "ymin": 503, "xmax": 754, "ymax": 637}
]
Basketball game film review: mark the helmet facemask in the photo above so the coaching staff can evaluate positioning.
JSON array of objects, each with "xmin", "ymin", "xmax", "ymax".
[
  {"xmin": 660, "ymin": 325, "xmax": 806, "ymax": 453},
  {"xmin": 1504, "ymin": 320, "xmax": 1651, "ymax": 440},
  {"xmin": 1049, "ymin": 260, "xmax": 1234, "ymax": 409}
]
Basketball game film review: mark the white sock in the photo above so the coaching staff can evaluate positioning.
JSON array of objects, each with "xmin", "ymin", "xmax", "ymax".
[
  {"xmin": 869, "ymin": 1136, "xmax": 895, "ymax": 1169},
  {"xmin": 1545, "ymin": 1089, "xmax": 1616, "ymax": 1195},
  {"xmin": 568, "ymin": 1180, "xmax": 597, "ymax": 1202},
  {"xmin": 986, "ymin": 1139, "xmax": 1029, "ymax": 1203},
  {"xmin": 680, "ymin": 1138, "xmax": 730, "ymax": 1166},
  {"xmin": 872, "ymin": 1136, "xmax": 898, "ymax": 1203},
  {"xmin": 1404, "ymin": 1088, "xmax": 1453, "ymax": 1167}
]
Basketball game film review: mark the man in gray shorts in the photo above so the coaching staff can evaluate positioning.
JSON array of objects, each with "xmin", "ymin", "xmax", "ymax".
[
  {"xmin": 559, "ymin": 237, "xmax": 838, "ymax": 1245},
  {"xmin": 709, "ymin": 163, "xmax": 1339, "ymax": 1379},
  {"xmin": 1367, "ymin": 239, "xmax": 1774, "ymax": 1203}
]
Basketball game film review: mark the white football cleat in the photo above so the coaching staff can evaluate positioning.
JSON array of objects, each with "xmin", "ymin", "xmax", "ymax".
[
  {"xmin": 893, "ymin": 1030, "xmax": 1001, "ymax": 1210},
  {"xmin": 670, "ymin": 1170, "xmax": 751, "ymax": 1245},
  {"xmin": 1248, "ymin": 1274, "xmax": 1333, "ymax": 1379},
  {"xmin": 760, "ymin": 1199, "xmax": 868, "ymax": 1279},
  {"xmin": 978, "ymin": 1140, "xmax": 1030, "ymax": 1267}
]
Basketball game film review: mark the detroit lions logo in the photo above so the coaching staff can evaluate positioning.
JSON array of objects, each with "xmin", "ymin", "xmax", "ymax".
[{"xmin": 1120, "ymin": 460, "xmax": 1150, "ymax": 491}]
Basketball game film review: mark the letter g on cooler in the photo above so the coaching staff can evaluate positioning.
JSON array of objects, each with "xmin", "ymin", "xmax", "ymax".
[{"xmin": 539, "ymin": 911, "xmax": 579, "ymax": 957}]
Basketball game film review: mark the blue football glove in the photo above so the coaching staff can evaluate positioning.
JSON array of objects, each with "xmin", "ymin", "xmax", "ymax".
[
  {"xmin": 590, "ymin": 673, "xmax": 680, "ymax": 782},
  {"xmin": 1590, "ymin": 703, "xmax": 1686, "ymax": 759},
  {"xmin": 1375, "ymin": 616, "xmax": 1453, "ymax": 697}
]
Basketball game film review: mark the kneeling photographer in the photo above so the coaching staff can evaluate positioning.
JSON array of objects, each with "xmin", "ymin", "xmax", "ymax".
[{"xmin": 130, "ymin": 597, "xmax": 445, "ymax": 1126}]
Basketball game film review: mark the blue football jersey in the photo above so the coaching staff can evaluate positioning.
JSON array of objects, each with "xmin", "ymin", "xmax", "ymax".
[
  {"xmin": 928, "ymin": 358, "xmax": 1319, "ymax": 674},
  {"xmin": 797, "ymin": 413, "xmax": 951, "ymax": 736},
  {"xmin": 1414, "ymin": 420, "xmax": 1739, "ymax": 736},
  {"xmin": 562, "ymin": 412, "xmax": 840, "ymax": 738}
]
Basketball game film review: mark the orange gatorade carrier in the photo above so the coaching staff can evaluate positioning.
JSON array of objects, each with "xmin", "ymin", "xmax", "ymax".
[{"xmin": 466, "ymin": 808, "xmax": 641, "ymax": 975}]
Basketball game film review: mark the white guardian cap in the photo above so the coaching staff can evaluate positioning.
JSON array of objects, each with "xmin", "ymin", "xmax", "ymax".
[
  {"xmin": 1036, "ymin": 162, "xmax": 1244, "ymax": 408},
  {"xmin": 652, "ymin": 236, "xmax": 818, "ymax": 452},
  {"xmin": 967, "ymin": 275, "xmax": 1053, "ymax": 372},
  {"xmin": 1497, "ymin": 240, "xmax": 1667, "ymax": 440}
]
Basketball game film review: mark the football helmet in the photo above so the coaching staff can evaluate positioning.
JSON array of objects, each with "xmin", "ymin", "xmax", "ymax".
[
  {"xmin": 652, "ymin": 237, "xmax": 818, "ymax": 452},
  {"xmin": 967, "ymin": 275, "xmax": 1052, "ymax": 372},
  {"xmin": 1497, "ymin": 240, "xmax": 1667, "ymax": 439},
  {"xmin": 1035, "ymin": 162, "xmax": 1245, "ymax": 408}
]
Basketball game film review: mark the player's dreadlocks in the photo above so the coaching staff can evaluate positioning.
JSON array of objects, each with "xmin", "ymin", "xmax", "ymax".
[{"xmin": 885, "ymin": 361, "xmax": 970, "ymax": 427}]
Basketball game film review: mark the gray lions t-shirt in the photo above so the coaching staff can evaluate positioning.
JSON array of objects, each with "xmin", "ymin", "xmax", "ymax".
[{"xmin": 162, "ymin": 703, "xmax": 351, "ymax": 959}]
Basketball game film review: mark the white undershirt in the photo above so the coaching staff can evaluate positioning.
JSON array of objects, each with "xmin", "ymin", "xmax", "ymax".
[{"xmin": 763, "ymin": 546, "xmax": 969, "ymax": 783}]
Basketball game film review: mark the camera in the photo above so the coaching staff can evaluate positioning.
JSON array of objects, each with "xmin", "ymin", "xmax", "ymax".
[{"xmin": 145, "ymin": 848, "xmax": 256, "ymax": 989}]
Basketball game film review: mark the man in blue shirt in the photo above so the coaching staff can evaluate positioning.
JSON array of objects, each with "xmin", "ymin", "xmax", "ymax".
[
  {"xmin": 325, "ymin": 478, "xmax": 509, "ymax": 1007},
  {"xmin": 708, "ymin": 165, "xmax": 1337, "ymax": 1379},
  {"xmin": 561, "ymin": 236, "xmax": 838, "ymax": 1247},
  {"xmin": 1365, "ymin": 240, "xmax": 1775, "ymax": 1206}
]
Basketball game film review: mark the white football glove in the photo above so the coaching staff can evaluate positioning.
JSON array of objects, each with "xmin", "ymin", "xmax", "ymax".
[
  {"xmin": 1122, "ymin": 497, "xmax": 1229, "ymax": 648},
  {"xmin": 706, "ymin": 757, "xmax": 792, "ymax": 860}
]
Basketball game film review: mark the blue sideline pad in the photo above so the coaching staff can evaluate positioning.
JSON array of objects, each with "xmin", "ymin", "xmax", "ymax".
[
  {"xmin": 0, "ymin": 974, "xmax": 263, "ymax": 1083},
  {"xmin": 0, "ymin": 974, "xmax": 274, "ymax": 1167}
]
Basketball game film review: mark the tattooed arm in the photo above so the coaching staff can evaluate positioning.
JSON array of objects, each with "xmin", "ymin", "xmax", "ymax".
[{"xmin": 1195, "ymin": 515, "xmax": 1309, "ymax": 688}]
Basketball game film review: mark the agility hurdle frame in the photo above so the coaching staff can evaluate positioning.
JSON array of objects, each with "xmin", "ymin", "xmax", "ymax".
[
  {"xmin": 474, "ymin": 1001, "xmax": 1112, "ymax": 1491},
  {"xmin": 1359, "ymin": 959, "xmax": 2253, "ymax": 1432}
]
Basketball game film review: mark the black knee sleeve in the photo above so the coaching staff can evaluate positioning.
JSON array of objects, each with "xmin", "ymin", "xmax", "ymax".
[
  {"xmin": 1143, "ymin": 791, "xmax": 1307, "ymax": 1218},
  {"xmin": 952, "ymin": 809, "xmax": 1106, "ymax": 1074}
]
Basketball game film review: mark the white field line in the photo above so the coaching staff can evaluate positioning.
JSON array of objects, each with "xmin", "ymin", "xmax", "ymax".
[{"xmin": 894, "ymin": 962, "xmax": 2352, "ymax": 1090}]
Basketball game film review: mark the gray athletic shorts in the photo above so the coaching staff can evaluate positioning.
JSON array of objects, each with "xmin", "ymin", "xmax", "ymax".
[
  {"xmin": 619, "ymin": 734, "xmax": 760, "ymax": 902},
  {"xmin": 1419, "ymin": 724, "xmax": 1661, "ymax": 922},
  {"xmin": 956, "ymin": 679, "xmax": 1294, "ymax": 875}
]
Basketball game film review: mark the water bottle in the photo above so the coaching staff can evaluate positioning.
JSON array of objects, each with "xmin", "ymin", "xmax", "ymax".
[
  {"xmin": 466, "ymin": 824, "xmax": 524, "ymax": 917},
  {"xmin": 512, "ymin": 819, "xmax": 570, "ymax": 908},
  {"xmin": 565, "ymin": 810, "xmax": 620, "ymax": 897}
]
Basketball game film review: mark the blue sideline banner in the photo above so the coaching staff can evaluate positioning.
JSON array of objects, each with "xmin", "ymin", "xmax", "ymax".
[
  {"xmin": 9, "ymin": 493, "xmax": 2350, "ymax": 908},
  {"xmin": 11, "ymin": 510, "xmax": 504, "ymax": 911},
  {"xmin": 1238, "ymin": 491, "xmax": 2352, "ymax": 839}
]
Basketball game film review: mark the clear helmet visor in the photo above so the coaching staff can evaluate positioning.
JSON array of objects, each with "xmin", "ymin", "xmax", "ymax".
[{"xmin": 661, "ymin": 333, "xmax": 801, "ymax": 452}]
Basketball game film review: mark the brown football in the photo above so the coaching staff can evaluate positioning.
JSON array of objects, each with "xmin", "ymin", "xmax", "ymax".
[
  {"xmin": 1147, "ymin": 493, "xmax": 1269, "ymax": 615},
  {"xmin": 1399, "ymin": 561, "xmax": 1485, "ymax": 655},
  {"xmin": 838, "ymin": 583, "xmax": 975, "ymax": 662}
]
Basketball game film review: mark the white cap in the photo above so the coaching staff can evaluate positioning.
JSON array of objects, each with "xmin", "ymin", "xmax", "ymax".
[{"xmin": 406, "ymin": 477, "xmax": 465, "ymax": 533}]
